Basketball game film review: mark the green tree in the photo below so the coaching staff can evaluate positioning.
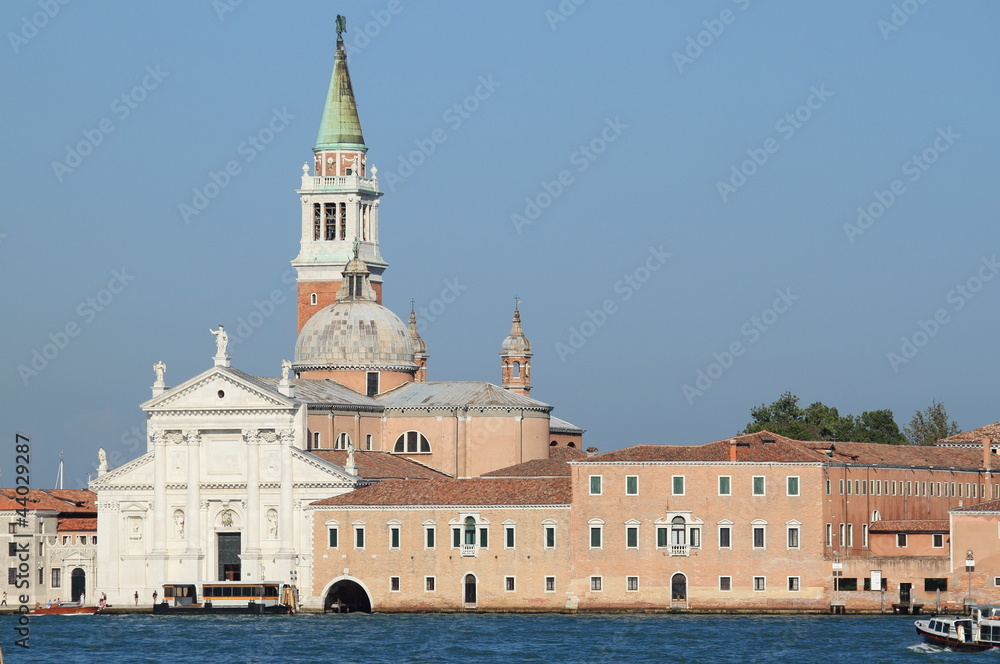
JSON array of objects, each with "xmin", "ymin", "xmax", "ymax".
[
  {"xmin": 744, "ymin": 392, "xmax": 906, "ymax": 444},
  {"xmin": 904, "ymin": 400, "xmax": 961, "ymax": 446}
]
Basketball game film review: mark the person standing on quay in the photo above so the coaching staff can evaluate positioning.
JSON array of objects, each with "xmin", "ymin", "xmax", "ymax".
[{"xmin": 134, "ymin": 591, "xmax": 138, "ymax": 606}]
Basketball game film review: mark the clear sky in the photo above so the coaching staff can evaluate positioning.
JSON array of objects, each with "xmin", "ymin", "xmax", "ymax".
[{"xmin": 3, "ymin": 1, "xmax": 999, "ymax": 488}]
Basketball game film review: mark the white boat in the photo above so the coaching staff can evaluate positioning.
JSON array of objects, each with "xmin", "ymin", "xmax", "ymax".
[{"xmin": 915, "ymin": 605, "xmax": 1000, "ymax": 652}]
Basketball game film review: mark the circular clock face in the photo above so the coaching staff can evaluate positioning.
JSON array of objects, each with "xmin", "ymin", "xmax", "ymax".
[{"xmin": 327, "ymin": 157, "xmax": 334, "ymax": 164}]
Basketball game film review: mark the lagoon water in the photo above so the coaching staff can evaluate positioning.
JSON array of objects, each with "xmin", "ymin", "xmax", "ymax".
[{"xmin": 1, "ymin": 613, "xmax": 981, "ymax": 663}]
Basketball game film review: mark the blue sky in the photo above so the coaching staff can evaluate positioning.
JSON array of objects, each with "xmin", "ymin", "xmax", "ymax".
[{"xmin": 3, "ymin": 1, "xmax": 999, "ymax": 488}]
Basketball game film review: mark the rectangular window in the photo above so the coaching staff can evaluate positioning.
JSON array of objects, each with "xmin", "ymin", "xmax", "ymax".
[
  {"xmin": 366, "ymin": 371, "xmax": 379, "ymax": 397},
  {"xmin": 627, "ymin": 576, "xmax": 639, "ymax": 591},
  {"xmin": 672, "ymin": 476, "xmax": 685, "ymax": 496},
  {"xmin": 754, "ymin": 576, "xmax": 766, "ymax": 591},
  {"xmin": 896, "ymin": 533, "xmax": 907, "ymax": 548},
  {"xmin": 389, "ymin": 526, "xmax": 400, "ymax": 549},
  {"xmin": 862, "ymin": 524, "xmax": 869, "ymax": 548},
  {"xmin": 836, "ymin": 578, "xmax": 858, "ymax": 591},
  {"xmin": 355, "ymin": 526, "xmax": 365, "ymax": 549},
  {"xmin": 839, "ymin": 479, "xmax": 845, "ymax": 495},
  {"xmin": 626, "ymin": 476, "xmax": 638, "ymax": 495},
  {"xmin": 753, "ymin": 526, "xmax": 765, "ymax": 549},
  {"xmin": 479, "ymin": 527, "xmax": 489, "ymax": 549},
  {"xmin": 589, "ymin": 476, "xmax": 602, "ymax": 495},
  {"xmin": 452, "ymin": 527, "xmax": 461, "ymax": 548},
  {"xmin": 6, "ymin": 568, "xmax": 14, "ymax": 585},
  {"xmin": 544, "ymin": 525, "xmax": 556, "ymax": 549},
  {"xmin": 657, "ymin": 526, "xmax": 668, "ymax": 548},
  {"xmin": 590, "ymin": 526, "xmax": 602, "ymax": 549},
  {"xmin": 864, "ymin": 577, "xmax": 887, "ymax": 591},
  {"xmin": 545, "ymin": 576, "xmax": 556, "ymax": 592},
  {"xmin": 505, "ymin": 525, "xmax": 515, "ymax": 549},
  {"xmin": 719, "ymin": 526, "xmax": 731, "ymax": 549},
  {"xmin": 425, "ymin": 576, "xmax": 435, "ymax": 592},
  {"xmin": 590, "ymin": 576, "xmax": 602, "ymax": 591},
  {"xmin": 328, "ymin": 527, "xmax": 338, "ymax": 548},
  {"xmin": 788, "ymin": 576, "xmax": 800, "ymax": 591},
  {"xmin": 786, "ymin": 476, "xmax": 800, "ymax": 496},
  {"xmin": 787, "ymin": 527, "xmax": 800, "ymax": 549},
  {"xmin": 847, "ymin": 523, "xmax": 854, "ymax": 548},
  {"xmin": 626, "ymin": 526, "xmax": 638, "ymax": 549},
  {"xmin": 51, "ymin": 568, "xmax": 61, "ymax": 588},
  {"xmin": 825, "ymin": 523, "xmax": 832, "ymax": 547},
  {"xmin": 425, "ymin": 526, "xmax": 436, "ymax": 549},
  {"xmin": 37, "ymin": 567, "xmax": 44, "ymax": 584},
  {"xmin": 854, "ymin": 480, "xmax": 860, "ymax": 495},
  {"xmin": 846, "ymin": 480, "xmax": 852, "ymax": 495},
  {"xmin": 719, "ymin": 576, "xmax": 732, "ymax": 591},
  {"xmin": 924, "ymin": 578, "xmax": 947, "ymax": 592},
  {"xmin": 719, "ymin": 475, "xmax": 732, "ymax": 496},
  {"xmin": 690, "ymin": 527, "xmax": 701, "ymax": 548},
  {"xmin": 839, "ymin": 523, "xmax": 845, "ymax": 545},
  {"xmin": 825, "ymin": 478, "xmax": 831, "ymax": 495},
  {"xmin": 505, "ymin": 576, "xmax": 515, "ymax": 592},
  {"xmin": 932, "ymin": 533, "xmax": 944, "ymax": 548},
  {"xmin": 390, "ymin": 576, "xmax": 400, "ymax": 592},
  {"xmin": 753, "ymin": 476, "xmax": 766, "ymax": 496}
]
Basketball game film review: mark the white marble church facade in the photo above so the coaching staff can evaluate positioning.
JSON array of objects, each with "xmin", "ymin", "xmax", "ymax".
[{"xmin": 91, "ymin": 352, "xmax": 361, "ymax": 607}]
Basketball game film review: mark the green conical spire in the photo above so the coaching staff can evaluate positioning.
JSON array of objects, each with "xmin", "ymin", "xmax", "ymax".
[{"xmin": 314, "ymin": 20, "xmax": 366, "ymax": 152}]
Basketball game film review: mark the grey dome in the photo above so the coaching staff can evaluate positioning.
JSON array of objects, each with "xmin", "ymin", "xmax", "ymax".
[{"xmin": 294, "ymin": 300, "xmax": 417, "ymax": 371}]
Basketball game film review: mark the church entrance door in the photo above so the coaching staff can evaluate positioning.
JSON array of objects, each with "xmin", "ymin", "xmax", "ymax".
[
  {"xmin": 70, "ymin": 568, "xmax": 86, "ymax": 602},
  {"xmin": 218, "ymin": 532, "xmax": 241, "ymax": 581}
]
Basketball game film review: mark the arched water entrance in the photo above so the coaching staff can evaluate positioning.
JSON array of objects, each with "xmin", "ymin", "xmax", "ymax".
[
  {"xmin": 324, "ymin": 579, "xmax": 372, "ymax": 613},
  {"xmin": 71, "ymin": 568, "xmax": 86, "ymax": 602},
  {"xmin": 464, "ymin": 574, "xmax": 477, "ymax": 607},
  {"xmin": 671, "ymin": 573, "xmax": 687, "ymax": 603}
]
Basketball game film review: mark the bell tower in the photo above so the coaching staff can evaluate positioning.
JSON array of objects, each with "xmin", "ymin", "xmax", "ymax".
[
  {"xmin": 500, "ymin": 301, "xmax": 532, "ymax": 395},
  {"xmin": 293, "ymin": 15, "xmax": 387, "ymax": 333}
]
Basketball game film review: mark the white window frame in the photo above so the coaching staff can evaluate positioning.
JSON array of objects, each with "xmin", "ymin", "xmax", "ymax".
[
  {"xmin": 326, "ymin": 520, "xmax": 339, "ymax": 549},
  {"xmin": 544, "ymin": 576, "xmax": 556, "ymax": 593},
  {"xmin": 589, "ymin": 475, "xmax": 602, "ymax": 496},
  {"xmin": 543, "ymin": 520, "xmax": 557, "ymax": 549},
  {"xmin": 625, "ymin": 521, "xmax": 640, "ymax": 550},
  {"xmin": 504, "ymin": 523, "xmax": 516, "ymax": 550},
  {"xmin": 786, "ymin": 521, "xmax": 801, "ymax": 550},
  {"xmin": 425, "ymin": 576, "xmax": 436, "ymax": 592},
  {"xmin": 932, "ymin": 533, "xmax": 944, "ymax": 548},
  {"xmin": 388, "ymin": 521, "xmax": 401, "ymax": 550},
  {"xmin": 625, "ymin": 475, "xmax": 639, "ymax": 495},
  {"xmin": 753, "ymin": 476, "xmax": 766, "ymax": 496},
  {"xmin": 718, "ymin": 520, "xmax": 733, "ymax": 550},
  {"xmin": 719, "ymin": 576, "xmax": 732, "ymax": 592},
  {"xmin": 389, "ymin": 576, "xmax": 400, "ymax": 592},
  {"xmin": 590, "ymin": 576, "xmax": 602, "ymax": 592},
  {"xmin": 718, "ymin": 475, "xmax": 732, "ymax": 496},
  {"xmin": 754, "ymin": 576, "xmax": 766, "ymax": 592},
  {"xmin": 672, "ymin": 475, "xmax": 685, "ymax": 496},
  {"xmin": 353, "ymin": 522, "xmax": 366, "ymax": 549},
  {"xmin": 786, "ymin": 476, "xmax": 800, "ymax": 496},
  {"xmin": 504, "ymin": 576, "xmax": 516, "ymax": 592},
  {"xmin": 423, "ymin": 520, "xmax": 436, "ymax": 550},
  {"xmin": 589, "ymin": 519, "xmax": 604, "ymax": 550},
  {"xmin": 626, "ymin": 576, "xmax": 639, "ymax": 592},
  {"xmin": 825, "ymin": 523, "xmax": 832, "ymax": 547},
  {"xmin": 788, "ymin": 576, "xmax": 800, "ymax": 592},
  {"xmin": 752, "ymin": 519, "xmax": 767, "ymax": 549}
]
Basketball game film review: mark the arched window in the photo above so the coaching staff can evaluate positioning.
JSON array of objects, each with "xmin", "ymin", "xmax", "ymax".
[
  {"xmin": 335, "ymin": 433, "xmax": 351, "ymax": 450},
  {"xmin": 513, "ymin": 362, "xmax": 521, "ymax": 378},
  {"xmin": 464, "ymin": 517, "xmax": 477, "ymax": 546},
  {"xmin": 549, "ymin": 441, "xmax": 558, "ymax": 447},
  {"xmin": 365, "ymin": 434, "xmax": 372, "ymax": 451},
  {"xmin": 872, "ymin": 510, "xmax": 881, "ymax": 522},
  {"xmin": 393, "ymin": 431, "xmax": 430, "ymax": 454},
  {"xmin": 310, "ymin": 293, "xmax": 318, "ymax": 306},
  {"xmin": 671, "ymin": 516, "xmax": 686, "ymax": 546},
  {"xmin": 567, "ymin": 442, "xmax": 576, "ymax": 448}
]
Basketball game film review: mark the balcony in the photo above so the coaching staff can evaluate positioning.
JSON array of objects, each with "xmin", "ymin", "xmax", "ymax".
[
  {"xmin": 460, "ymin": 544, "xmax": 477, "ymax": 558},
  {"xmin": 300, "ymin": 174, "xmax": 379, "ymax": 193},
  {"xmin": 669, "ymin": 544, "xmax": 690, "ymax": 557}
]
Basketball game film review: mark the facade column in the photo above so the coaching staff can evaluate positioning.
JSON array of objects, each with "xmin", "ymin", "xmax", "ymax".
[
  {"xmin": 279, "ymin": 429, "xmax": 295, "ymax": 554},
  {"xmin": 184, "ymin": 430, "xmax": 202, "ymax": 557},
  {"xmin": 243, "ymin": 429, "xmax": 262, "ymax": 575},
  {"xmin": 151, "ymin": 432, "xmax": 168, "ymax": 553}
]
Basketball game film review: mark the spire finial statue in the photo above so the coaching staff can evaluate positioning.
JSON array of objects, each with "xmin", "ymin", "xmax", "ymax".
[
  {"xmin": 352, "ymin": 237, "xmax": 360, "ymax": 259},
  {"xmin": 336, "ymin": 15, "xmax": 347, "ymax": 43}
]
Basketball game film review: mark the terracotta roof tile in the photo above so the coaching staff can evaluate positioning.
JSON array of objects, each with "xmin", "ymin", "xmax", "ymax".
[
  {"xmin": 312, "ymin": 477, "xmax": 571, "ymax": 507},
  {"xmin": 482, "ymin": 459, "xmax": 571, "ymax": 478},
  {"xmin": 579, "ymin": 431, "xmax": 826, "ymax": 464},
  {"xmin": 0, "ymin": 489, "xmax": 95, "ymax": 513},
  {"xmin": 57, "ymin": 517, "xmax": 97, "ymax": 532},
  {"xmin": 939, "ymin": 422, "xmax": 1000, "ymax": 444},
  {"xmin": 952, "ymin": 499, "xmax": 1000, "ymax": 512},
  {"xmin": 548, "ymin": 446, "xmax": 588, "ymax": 461},
  {"xmin": 808, "ymin": 441, "xmax": 985, "ymax": 469},
  {"xmin": 869, "ymin": 519, "xmax": 949, "ymax": 533},
  {"xmin": 307, "ymin": 450, "xmax": 449, "ymax": 480}
]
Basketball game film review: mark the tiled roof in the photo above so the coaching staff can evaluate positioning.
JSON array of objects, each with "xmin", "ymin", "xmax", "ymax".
[
  {"xmin": 869, "ymin": 519, "xmax": 949, "ymax": 533},
  {"xmin": 548, "ymin": 446, "xmax": 589, "ymax": 461},
  {"xmin": 482, "ymin": 459, "xmax": 571, "ymax": 478},
  {"xmin": 250, "ymin": 375, "xmax": 382, "ymax": 409},
  {"xmin": 579, "ymin": 431, "xmax": 826, "ymax": 464},
  {"xmin": 938, "ymin": 422, "xmax": 1000, "ymax": 444},
  {"xmin": 807, "ymin": 441, "xmax": 986, "ymax": 469},
  {"xmin": 377, "ymin": 381, "xmax": 551, "ymax": 411},
  {"xmin": 307, "ymin": 450, "xmax": 449, "ymax": 480},
  {"xmin": 952, "ymin": 499, "xmax": 1000, "ymax": 512},
  {"xmin": 57, "ymin": 517, "xmax": 97, "ymax": 532},
  {"xmin": 0, "ymin": 489, "xmax": 95, "ymax": 513},
  {"xmin": 312, "ymin": 477, "xmax": 571, "ymax": 507},
  {"xmin": 549, "ymin": 416, "xmax": 585, "ymax": 434}
]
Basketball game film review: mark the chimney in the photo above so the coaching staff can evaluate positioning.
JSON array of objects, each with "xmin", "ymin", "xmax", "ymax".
[
  {"xmin": 729, "ymin": 438, "xmax": 738, "ymax": 462},
  {"xmin": 984, "ymin": 437, "xmax": 993, "ymax": 471}
]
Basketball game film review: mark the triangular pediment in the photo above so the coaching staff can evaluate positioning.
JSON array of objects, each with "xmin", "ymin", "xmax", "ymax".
[{"xmin": 142, "ymin": 367, "xmax": 294, "ymax": 412}]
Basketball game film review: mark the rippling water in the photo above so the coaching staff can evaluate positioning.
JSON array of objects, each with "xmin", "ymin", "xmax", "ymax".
[{"xmin": 2, "ymin": 613, "xmax": 992, "ymax": 663}]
